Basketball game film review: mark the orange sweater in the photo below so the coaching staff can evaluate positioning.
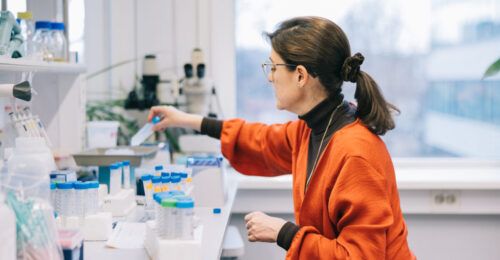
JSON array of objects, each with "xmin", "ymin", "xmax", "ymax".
[{"xmin": 221, "ymin": 118, "xmax": 415, "ymax": 259}]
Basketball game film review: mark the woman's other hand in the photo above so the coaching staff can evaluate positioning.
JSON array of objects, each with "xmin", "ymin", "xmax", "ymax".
[
  {"xmin": 147, "ymin": 106, "xmax": 203, "ymax": 132},
  {"xmin": 244, "ymin": 211, "xmax": 287, "ymax": 243}
]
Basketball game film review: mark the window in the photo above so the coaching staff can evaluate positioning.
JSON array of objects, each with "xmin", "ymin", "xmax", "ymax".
[{"xmin": 235, "ymin": 0, "xmax": 500, "ymax": 158}]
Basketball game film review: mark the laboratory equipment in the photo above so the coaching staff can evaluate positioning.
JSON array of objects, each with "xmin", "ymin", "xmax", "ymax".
[
  {"xmin": 86, "ymin": 121, "xmax": 119, "ymax": 149},
  {"xmin": 50, "ymin": 22, "xmax": 67, "ymax": 62},
  {"xmin": 86, "ymin": 181, "xmax": 99, "ymax": 215},
  {"xmin": 175, "ymin": 197, "xmax": 194, "ymax": 240},
  {"xmin": 32, "ymin": 21, "xmax": 53, "ymax": 61},
  {"xmin": 170, "ymin": 175, "xmax": 181, "ymax": 191},
  {"xmin": 122, "ymin": 160, "xmax": 131, "ymax": 189},
  {"xmin": 0, "ymin": 193, "xmax": 16, "ymax": 260},
  {"xmin": 130, "ymin": 116, "xmax": 160, "ymax": 146},
  {"xmin": 7, "ymin": 137, "xmax": 57, "ymax": 200},
  {"xmin": 73, "ymin": 182, "xmax": 88, "ymax": 218},
  {"xmin": 56, "ymin": 182, "xmax": 74, "ymax": 217},
  {"xmin": 17, "ymin": 11, "xmax": 34, "ymax": 57},
  {"xmin": 109, "ymin": 163, "xmax": 121, "ymax": 195},
  {"xmin": 154, "ymin": 165, "xmax": 163, "ymax": 177},
  {"xmin": 152, "ymin": 176, "xmax": 162, "ymax": 194},
  {"xmin": 142, "ymin": 174, "xmax": 153, "ymax": 209},
  {"xmin": 187, "ymin": 156, "xmax": 227, "ymax": 207},
  {"xmin": 159, "ymin": 197, "xmax": 177, "ymax": 239},
  {"xmin": 161, "ymin": 176, "xmax": 170, "ymax": 192},
  {"xmin": 0, "ymin": 10, "xmax": 21, "ymax": 56},
  {"xmin": 0, "ymin": 80, "xmax": 31, "ymax": 101}
]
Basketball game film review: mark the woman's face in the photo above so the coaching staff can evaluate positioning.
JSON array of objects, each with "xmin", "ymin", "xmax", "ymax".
[{"xmin": 268, "ymin": 50, "xmax": 303, "ymax": 113}]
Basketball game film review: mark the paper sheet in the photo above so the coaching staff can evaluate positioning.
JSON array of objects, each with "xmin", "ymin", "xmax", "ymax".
[{"xmin": 105, "ymin": 222, "xmax": 146, "ymax": 249}]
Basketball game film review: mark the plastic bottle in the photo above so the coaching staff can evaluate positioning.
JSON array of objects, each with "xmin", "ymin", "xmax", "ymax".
[
  {"xmin": 86, "ymin": 181, "xmax": 99, "ymax": 215},
  {"xmin": 17, "ymin": 11, "xmax": 34, "ymax": 57},
  {"xmin": 141, "ymin": 175, "xmax": 153, "ymax": 209},
  {"xmin": 122, "ymin": 160, "xmax": 131, "ymax": 189},
  {"xmin": 50, "ymin": 22, "xmax": 67, "ymax": 62},
  {"xmin": 73, "ymin": 182, "xmax": 88, "ymax": 218},
  {"xmin": 32, "ymin": 21, "xmax": 53, "ymax": 61},
  {"xmin": 160, "ymin": 198, "xmax": 177, "ymax": 239},
  {"xmin": 152, "ymin": 176, "xmax": 162, "ymax": 194},
  {"xmin": 154, "ymin": 165, "xmax": 163, "ymax": 177},
  {"xmin": 50, "ymin": 182, "xmax": 56, "ymax": 210},
  {"xmin": 56, "ymin": 182, "xmax": 74, "ymax": 217},
  {"xmin": 161, "ymin": 176, "xmax": 170, "ymax": 192},
  {"xmin": 130, "ymin": 116, "xmax": 160, "ymax": 146},
  {"xmin": 170, "ymin": 175, "xmax": 181, "ymax": 191},
  {"xmin": 7, "ymin": 137, "xmax": 57, "ymax": 201},
  {"xmin": 109, "ymin": 163, "xmax": 121, "ymax": 195},
  {"xmin": 175, "ymin": 197, "xmax": 194, "ymax": 240}
]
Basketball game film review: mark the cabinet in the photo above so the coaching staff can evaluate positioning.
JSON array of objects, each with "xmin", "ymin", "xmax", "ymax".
[{"xmin": 0, "ymin": 58, "xmax": 86, "ymax": 155}]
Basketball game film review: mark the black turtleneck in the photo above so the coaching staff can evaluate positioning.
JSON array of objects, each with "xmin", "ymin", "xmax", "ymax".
[{"xmin": 199, "ymin": 95, "xmax": 356, "ymax": 251}]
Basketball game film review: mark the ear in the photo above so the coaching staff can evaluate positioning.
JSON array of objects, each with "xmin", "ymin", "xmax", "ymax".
[{"xmin": 296, "ymin": 65, "xmax": 309, "ymax": 87}]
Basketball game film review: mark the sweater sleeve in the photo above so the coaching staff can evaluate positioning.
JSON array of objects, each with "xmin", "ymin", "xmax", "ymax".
[
  {"xmin": 286, "ymin": 156, "xmax": 394, "ymax": 259},
  {"xmin": 220, "ymin": 119, "xmax": 299, "ymax": 177}
]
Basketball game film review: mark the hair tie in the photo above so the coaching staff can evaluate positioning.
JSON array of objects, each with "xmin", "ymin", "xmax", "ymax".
[{"xmin": 341, "ymin": 52, "xmax": 364, "ymax": 83}]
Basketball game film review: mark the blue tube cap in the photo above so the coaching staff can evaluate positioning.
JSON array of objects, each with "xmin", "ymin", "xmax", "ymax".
[
  {"xmin": 213, "ymin": 208, "xmax": 221, "ymax": 214},
  {"xmin": 176, "ymin": 198, "xmax": 194, "ymax": 208},
  {"xmin": 50, "ymin": 182, "xmax": 56, "ymax": 190},
  {"xmin": 141, "ymin": 175, "xmax": 152, "ymax": 181},
  {"xmin": 57, "ymin": 182, "xmax": 74, "ymax": 189},
  {"xmin": 161, "ymin": 177, "xmax": 170, "ymax": 183},
  {"xmin": 152, "ymin": 176, "xmax": 161, "ymax": 184},
  {"xmin": 155, "ymin": 165, "xmax": 163, "ymax": 171},
  {"xmin": 110, "ymin": 163, "xmax": 120, "ymax": 170},
  {"xmin": 74, "ymin": 182, "xmax": 88, "ymax": 190},
  {"xmin": 122, "ymin": 160, "xmax": 130, "ymax": 166},
  {"xmin": 88, "ymin": 181, "xmax": 99, "ymax": 189},
  {"xmin": 152, "ymin": 116, "xmax": 160, "ymax": 124},
  {"xmin": 161, "ymin": 172, "xmax": 170, "ymax": 177},
  {"xmin": 170, "ymin": 176, "xmax": 181, "ymax": 183}
]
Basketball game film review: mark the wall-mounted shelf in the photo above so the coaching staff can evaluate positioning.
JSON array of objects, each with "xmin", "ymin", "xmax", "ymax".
[{"xmin": 0, "ymin": 58, "xmax": 86, "ymax": 74}]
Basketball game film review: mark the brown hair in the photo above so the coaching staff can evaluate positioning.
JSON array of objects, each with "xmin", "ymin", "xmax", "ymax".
[{"xmin": 265, "ymin": 16, "xmax": 399, "ymax": 135}]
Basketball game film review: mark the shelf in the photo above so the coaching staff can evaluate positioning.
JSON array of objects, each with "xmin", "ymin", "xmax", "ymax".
[{"xmin": 0, "ymin": 57, "xmax": 86, "ymax": 74}]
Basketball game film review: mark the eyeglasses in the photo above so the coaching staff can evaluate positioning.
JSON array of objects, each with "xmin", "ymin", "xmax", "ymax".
[{"xmin": 261, "ymin": 62, "xmax": 297, "ymax": 82}]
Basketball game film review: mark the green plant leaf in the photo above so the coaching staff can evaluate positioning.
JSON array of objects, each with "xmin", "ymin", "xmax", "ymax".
[{"xmin": 483, "ymin": 57, "xmax": 500, "ymax": 79}]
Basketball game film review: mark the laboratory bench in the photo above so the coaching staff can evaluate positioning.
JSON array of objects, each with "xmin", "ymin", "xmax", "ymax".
[{"xmin": 84, "ymin": 182, "xmax": 238, "ymax": 260}]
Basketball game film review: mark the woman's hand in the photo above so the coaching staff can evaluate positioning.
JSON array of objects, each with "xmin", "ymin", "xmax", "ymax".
[
  {"xmin": 147, "ymin": 106, "xmax": 203, "ymax": 132},
  {"xmin": 244, "ymin": 211, "xmax": 287, "ymax": 243}
]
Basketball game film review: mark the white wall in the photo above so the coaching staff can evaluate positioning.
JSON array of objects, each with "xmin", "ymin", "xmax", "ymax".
[{"xmin": 84, "ymin": 0, "xmax": 237, "ymax": 118}]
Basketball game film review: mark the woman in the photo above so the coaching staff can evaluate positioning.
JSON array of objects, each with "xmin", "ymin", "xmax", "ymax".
[{"xmin": 148, "ymin": 16, "xmax": 415, "ymax": 259}]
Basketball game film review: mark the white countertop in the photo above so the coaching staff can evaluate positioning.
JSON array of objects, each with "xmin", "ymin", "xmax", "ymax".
[
  {"xmin": 84, "ymin": 182, "xmax": 238, "ymax": 260},
  {"xmin": 231, "ymin": 160, "xmax": 500, "ymax": 190}
]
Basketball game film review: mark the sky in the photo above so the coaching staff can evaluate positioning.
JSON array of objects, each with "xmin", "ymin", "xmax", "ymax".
[{"xmin": 236, "ymin": 0, "xmax": 500, "ymax": 54}]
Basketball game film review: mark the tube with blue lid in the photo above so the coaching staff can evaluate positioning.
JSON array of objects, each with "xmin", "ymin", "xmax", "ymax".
[
  {"xmin": 175, "ymin": 197, "xmax": 195, "ymax": 240},
  {"xmin": 154, "ymin": 165, "xmax": 163, "ymax": 177},
  {"xmin": 141, "ymin": 174, "xmax": 153, "ymax": 209},
  {"xmin": 122, "ymin": 160, "xmax": 131, "ymax": 189},
  {"xmin": 109, "ymin": 163, "xmax": 121, "ymax": 195},
  {"xmin": 130, "ymin": 116, "xmax": 161, "ymax": 146}
]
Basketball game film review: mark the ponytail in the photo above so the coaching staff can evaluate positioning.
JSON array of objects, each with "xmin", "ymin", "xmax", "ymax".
[{"xmin": 355, "ymin": 71, "xmax": 399, "ymax": 135}]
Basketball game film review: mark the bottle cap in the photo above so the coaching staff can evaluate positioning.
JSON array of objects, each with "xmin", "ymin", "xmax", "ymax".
[
  {"xmin": 152, "ymin": 116, "xmax": 160, "ymax": 124},
  {"xmin": 213, "ymin": 208, "xmax": 221, "ymax": 214},
  {"xmin": 51, "ymin": 22, "xmax": 65, "ymax": 31},
  {"xmin": 161, "ymin": 172, "xmax": 170, "ymax": 177},
  {"xmin": 122, "ymin": 160, "xmax": 130, "ymax": 166},
  {"xmin": 176, "ymin": 198, "xmax": 194, "ymax": 208},
  {"xmin": 57, "ymin": 182, "xmax": 74, "ymax": 189},
  {"xmin": 17, "ymin": 12, "xmax": 33, "ymax": 20},
  {"xmin": 109, "ymin": 163, "xmax": 120, "ymax": 170},
  {"xmin": 171, "ymin": 176, "xmax": 181, "ymax": 183},
  {"xmin": 155, "ymin": 165, "xmax": 163, "ymax": 171},
  {"xmin": 35, "ymin": 21, "xmax": 51, "ymax": 30},
  {"xmin": 88, "ymin": 181, "xmax": 99, "ymax": 189},
  {"xmin": 74, "ymin": 181, "xmax": 88, "ymax": 190},
  {"xmin": 152, "ymin": 176, "xmax": 161, "ymax": 184},
  {"xmin": 141, "ymin": 175, "xmax": 152, "ymax": 181},
  {"xmin": 161, "ymin": 177, "xmax": 170, "ymax": 183},
  {"xmin": 161, "ymin": 198, "xmax": 177, "ymax": 208}
]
